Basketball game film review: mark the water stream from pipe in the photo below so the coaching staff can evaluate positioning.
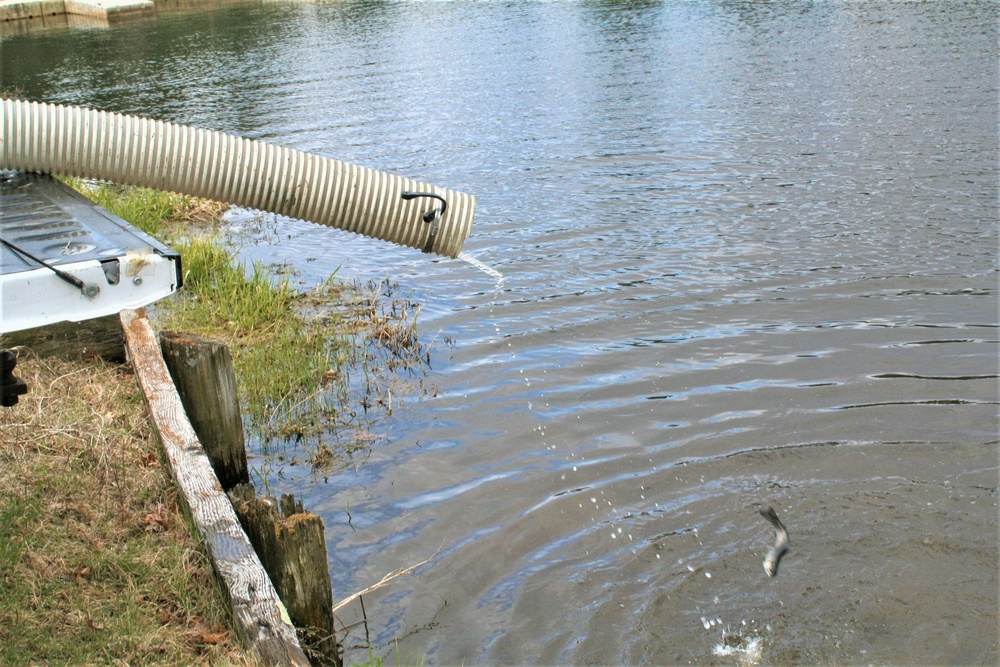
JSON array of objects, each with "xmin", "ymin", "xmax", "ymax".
[{"xmin": 457, "ymin": 251, "xmax": 504, "ymax": 287}]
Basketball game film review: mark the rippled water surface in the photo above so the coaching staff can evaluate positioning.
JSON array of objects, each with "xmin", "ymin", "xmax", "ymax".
[{"xmin": 3, "ymin": 1, "xmax": 997, "ymax": 663}]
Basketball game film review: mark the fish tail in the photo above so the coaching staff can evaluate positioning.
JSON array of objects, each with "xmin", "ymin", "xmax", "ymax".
[{"xmin": 759, "ymin": 505, "xmax": 781, "ymax": 527}]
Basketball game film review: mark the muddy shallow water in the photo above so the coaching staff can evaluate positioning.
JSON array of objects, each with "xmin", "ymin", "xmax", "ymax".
[{"xmin": 3, "ymin": 1, "xmax": 997, "ymax": 663}]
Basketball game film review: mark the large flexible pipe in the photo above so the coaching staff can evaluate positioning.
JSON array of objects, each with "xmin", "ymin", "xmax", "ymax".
[{"xmin": 0, "ymin": 99, "xmax": 475, "ymax": 258}]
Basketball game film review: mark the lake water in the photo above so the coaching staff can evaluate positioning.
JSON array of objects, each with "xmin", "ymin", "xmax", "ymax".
[{"xmin": 3, "ymin": 1, "xmax": 997, "ymax": 663}]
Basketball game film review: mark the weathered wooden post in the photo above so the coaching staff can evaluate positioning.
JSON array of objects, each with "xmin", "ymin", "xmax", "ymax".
[
  {"xmin": 230, "ymin": 485, "xmax": 340, "ymax": 667},
  {"xmin": 159, "ymin": 331, "xmax": 249, "ymax": 489}
]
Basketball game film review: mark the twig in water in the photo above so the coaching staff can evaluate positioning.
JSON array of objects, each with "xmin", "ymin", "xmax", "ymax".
[
  {"xmin": 359, "ymin": 594, "xmax": 370, "ymax": 647},
  {"xmin": 332, "ymin": 549, "xmax": 439, "ymax": 613}
]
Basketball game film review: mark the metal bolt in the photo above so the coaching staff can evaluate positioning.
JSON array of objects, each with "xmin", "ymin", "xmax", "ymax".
[{"xmin": 133, "ymin": 276, "xmax": 143, "ymax": 286}]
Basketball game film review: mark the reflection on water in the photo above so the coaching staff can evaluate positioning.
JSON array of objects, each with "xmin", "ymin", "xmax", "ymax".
[{"xmin": 2, "ymin": 1, "xmax": 997, "ymax": 664}]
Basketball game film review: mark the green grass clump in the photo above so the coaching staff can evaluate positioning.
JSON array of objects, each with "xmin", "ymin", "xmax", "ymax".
[
  {"xmin": 351, "ymin": 640, "xmax": 422, "ymax": 667},
  {"xmin": 156, "ymin": 234, "xmax": 353, "ymax": 438},
  {"xmin": 63, "ymin": 179, "xmax": 434, "ymax": 455},
  {"xmin": 65, "ymin": 178, "xmax": 223, "ymax": 239},
  {"xmin": 166, "ymin": 236, "xmax": 297, "ymax": 332},
  {"xmin": 64, "ymin": 179, "xmax": 360, "ymax": 442}
]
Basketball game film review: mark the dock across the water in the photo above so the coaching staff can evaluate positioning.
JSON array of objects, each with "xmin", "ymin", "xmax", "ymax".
[{"xmin": 0, "ymin": 0, "xmax": 153, "ymax": 24}]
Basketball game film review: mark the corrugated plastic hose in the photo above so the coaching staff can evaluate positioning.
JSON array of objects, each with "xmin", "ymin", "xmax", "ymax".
[{"xmin": 0, "ymin": 99, "xmax": 475, "ymax": 258}]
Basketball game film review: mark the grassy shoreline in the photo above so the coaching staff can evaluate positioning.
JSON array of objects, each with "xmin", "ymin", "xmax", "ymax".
[
  {"xmin": 72, "ymin": 179, "xmax": 357, "ymax": 442},
  {"xmin": 0, "ymin": 184, "xmax": 279, "ymax": 664},
  {"xmin": 77, "ymin": 179, "xmax": 432, "ymax": 452},
  {"xmin": 1, "ymin": 181, "xmax": 432, "ymax": 664},
  {"xmin": 0, "ymin": 352, "xmax": 256, "ymax": 665}
]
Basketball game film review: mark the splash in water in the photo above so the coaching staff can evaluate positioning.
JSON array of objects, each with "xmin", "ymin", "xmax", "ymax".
[
  {"xmin": 458, "ymin": 251, "xmax": 505, "ymax": 286},
  {"xmin": 713, "ymin": 633, "xmax": 763, "ymax": 666}
]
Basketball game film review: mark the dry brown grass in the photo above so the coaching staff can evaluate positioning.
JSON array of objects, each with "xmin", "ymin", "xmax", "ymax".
[{"xmin": 0, "ymin": 350, "xmax": 258, "ymax": 666}]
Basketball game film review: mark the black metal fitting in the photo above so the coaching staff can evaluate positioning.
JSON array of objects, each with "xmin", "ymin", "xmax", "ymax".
[
  {"xmin": 401, "ymin": 191, "xmax": 449, "ymax": 254},
  {"xmin": 1, "ymin": 349, "xmax": 28, "ymax": 407},
  {"xmin": 401, "ymin": 191, "xmax": 448, "ymax": 223}
]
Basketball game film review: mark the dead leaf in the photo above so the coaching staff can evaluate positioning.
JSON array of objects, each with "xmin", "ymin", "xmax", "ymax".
[
  {"xmin": 189, "ymin": 618, "xmax": 228, "ymax": 645},
  {"xmin": 199, "ymin": 627, "xmax": 228, "ymax": 645},
  {"xmin": 143, "ymin": 503, "xmax": 172, "ymax": 532}
]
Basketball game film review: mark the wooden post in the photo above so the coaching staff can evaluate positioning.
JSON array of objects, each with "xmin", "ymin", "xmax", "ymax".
[
  {"xmin": 120, "ymin": 308, "xmax": 311, "ymax": 667},
  {"xmin": 159, "ymin": 331, "xmax": 249, "ymax": 490},
  {"xmin": 230, "ymin": 485, "xmax": 340, "ymax": 667}
]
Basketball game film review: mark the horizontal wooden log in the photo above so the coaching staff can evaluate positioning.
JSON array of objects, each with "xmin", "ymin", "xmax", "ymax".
[
  {"xmin": 120, "ymin": 308, "xmax": 310, "ymax": 667},
  {"xmin": 0, "ymin": 313, "xmax": 125, "ymax": 362}
]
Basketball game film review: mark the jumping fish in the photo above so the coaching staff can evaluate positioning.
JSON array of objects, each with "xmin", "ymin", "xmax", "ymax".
[{"xmin": 759, "ymin": 506, "xmax": 790, "ymax": 577}]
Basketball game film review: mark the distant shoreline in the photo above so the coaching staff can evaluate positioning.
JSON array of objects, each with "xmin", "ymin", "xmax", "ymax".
[{"xmin": 0, "ymin": 0, "xmax": 153, "ymax": 25}]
